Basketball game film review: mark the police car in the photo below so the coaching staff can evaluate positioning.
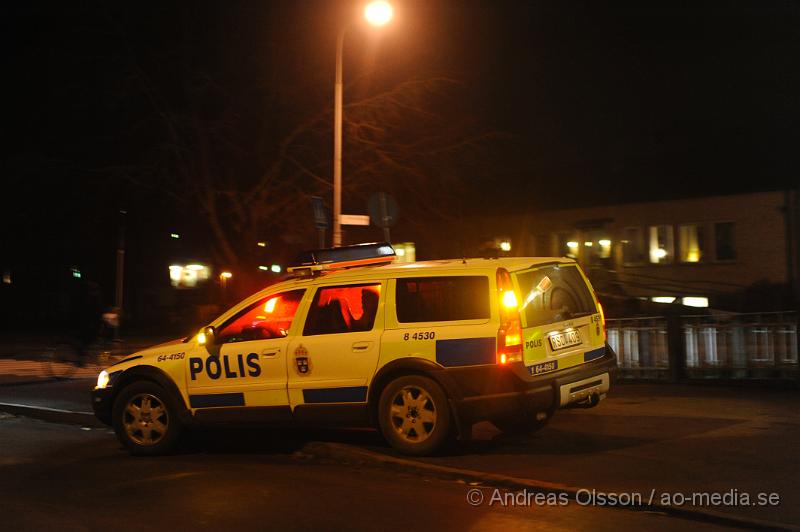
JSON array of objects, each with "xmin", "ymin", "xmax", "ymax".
[{"xmin": 93, "ymin": 242, "xmax": 617, "ymax": 456}]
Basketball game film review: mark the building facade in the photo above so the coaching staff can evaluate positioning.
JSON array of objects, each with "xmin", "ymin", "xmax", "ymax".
[{"xmin": 473, "ymin": 190, "xmax": 799, "ymax": 313}]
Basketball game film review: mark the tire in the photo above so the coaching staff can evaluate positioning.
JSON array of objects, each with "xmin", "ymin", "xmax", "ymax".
[
  {"xmin": 112, "ymin": 381, "xmax": 182, "ymax": 456},
  {"xmin": 378, "ymin": 375, "xmax": 452, "ymax": 456},
  {"xmin": 492, "ymin": 412, "xmax": 550, "ymax": 436}
]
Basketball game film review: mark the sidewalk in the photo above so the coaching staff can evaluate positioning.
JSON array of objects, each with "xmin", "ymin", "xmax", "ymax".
[{"xmin": 0, "ymin": 333, "xmax": 174, "ymax": 386}]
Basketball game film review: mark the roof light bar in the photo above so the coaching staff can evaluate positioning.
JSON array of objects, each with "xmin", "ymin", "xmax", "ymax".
[{"xmin": 288, "ymin": 242, "xmax": 396, "ymax": 274}]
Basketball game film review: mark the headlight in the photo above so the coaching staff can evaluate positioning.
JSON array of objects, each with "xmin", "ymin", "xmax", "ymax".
[{"xmin": 96, "ymin": 370, "xmax": 110, "ymax": 389}]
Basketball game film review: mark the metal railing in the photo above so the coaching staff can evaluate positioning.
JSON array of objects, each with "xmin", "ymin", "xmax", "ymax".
[
  {"xmin": 607, "ymin": 312, "xmax": 798, "ymax": 380},
  {"xmin": 606, "ymin": 316, "xmax": 670, "ymax": 379}
]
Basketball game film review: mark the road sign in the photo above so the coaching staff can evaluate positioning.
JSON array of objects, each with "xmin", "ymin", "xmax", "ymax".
[
  {"xmin": 367, "ymin": 192, "xmax": 398, "ymax": 229},
  {"xmin": 340, "ymin": 214, "xmax": 370, "ymax": 226},
  {"xmin": 310, "ymin": 196, "xmax": 328, "ymax": 229}
]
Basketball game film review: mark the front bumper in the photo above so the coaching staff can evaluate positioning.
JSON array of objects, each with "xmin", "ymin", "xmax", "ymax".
[
  {"xmin": 445, "ymin": 344, "xmax": 618, "ymax": 423},
  {"xmin": 91, "ymin": 387, "xmax": 114, "ymax": 426}
]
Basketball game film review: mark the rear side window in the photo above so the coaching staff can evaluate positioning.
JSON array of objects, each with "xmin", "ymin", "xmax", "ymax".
[
  {"xmin": 396, "ymin": 276, "xmax": 489, "ymax": 323},
  {"xmin": 515, "ymin": 265, "xmax": 596, "ymax": 327},
  {"xmin": 303, "ymin": 284, "xmax": 382, "ymax": 335}
]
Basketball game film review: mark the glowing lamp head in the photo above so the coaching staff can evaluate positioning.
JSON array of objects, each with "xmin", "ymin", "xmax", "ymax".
[
  {"xmin": 96, "ymin": 370, "xmax": 110, "ymax": 389},
  {"xmin": 365, "ymin": 1, "xmax": 393, "ymax": 26},
  {"xmin": 502, "ymin": 290, "xmax": 518, "ymax": 309},
  {"xmin": 197, "ymin": 332, "xmax": 207, "ymax": 345}
]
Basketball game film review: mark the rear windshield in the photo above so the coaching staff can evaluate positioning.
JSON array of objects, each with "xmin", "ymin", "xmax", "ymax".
[
  {"xmin": 514, "ymin": 265, "xmax": 596, "ymax": 327},
  {"xmin": 396, "ymin": 276, "xmax": 490, "ymax": 323}
]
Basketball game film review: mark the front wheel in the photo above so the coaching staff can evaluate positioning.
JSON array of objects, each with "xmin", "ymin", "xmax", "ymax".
[
  {"xmin": 378, "ymin": 375, "xmax": 452, "ymax": 456},
  {"xmin": 112, "ymin": 381, "xmax": 182, "ymax": 456}
]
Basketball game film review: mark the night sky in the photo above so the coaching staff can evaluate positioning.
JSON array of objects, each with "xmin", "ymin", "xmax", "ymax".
[{"xmin": 2, "ymin": 1, "xmax": 799, "ymax": 304}]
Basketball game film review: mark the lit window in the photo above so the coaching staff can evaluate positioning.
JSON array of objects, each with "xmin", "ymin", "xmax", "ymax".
[
  {"xmin": 648, "ymin": 225, "xmax": 674, "ymax": 264},
  {"xmin": 168, "ymin": 264, "xmax": 211, "ymax": 288},
  {"xmin": 679, "ymin": 224, "xmax": 705, "ymax": 263},
  {"xmin": 393, "ymin": 242, "xmax": 416, "ymax": 263},
  {"xmin": 682, "ymin": 297, "xmax": 709, "ymax": 308},
  {"xmin": 651, "ymin": 296, "xmax": 676, "ymax": 304},
  {"xmin": 595, "ymin": 237, "xmax": 612, "ymax": 259},
  {"xmin": 558, "ymin": 234, "xmax": 580, "ymax": 258}
]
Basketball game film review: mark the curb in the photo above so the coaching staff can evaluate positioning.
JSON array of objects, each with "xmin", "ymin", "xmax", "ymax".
[
  {"xmin": 301, "ymin": 442, "xmax": 798, "ymax": 532},
  {"xmin": 0, "ymin": 403, "xmax": 105, "ymax": 428}
]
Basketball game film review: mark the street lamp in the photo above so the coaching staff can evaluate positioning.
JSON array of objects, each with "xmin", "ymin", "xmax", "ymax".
[{"xmin": 332, "ymin": 1, "xmax": 394, "ymax": 247}]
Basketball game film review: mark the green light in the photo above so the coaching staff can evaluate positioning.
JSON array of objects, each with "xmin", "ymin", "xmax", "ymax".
[{"xmin": 170, "ymin": 233, "xmax": 180, "ymax": 239}]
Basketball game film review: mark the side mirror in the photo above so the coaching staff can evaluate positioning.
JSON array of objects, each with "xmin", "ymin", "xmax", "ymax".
[{"xmin": 199, "ymin": 326, "xmax": 216, "ymax": 346}]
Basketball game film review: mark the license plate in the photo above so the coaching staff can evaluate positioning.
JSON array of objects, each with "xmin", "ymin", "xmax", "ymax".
[
  {"xmin": 529, "ymin": 360, "xmax": 558, "ymax": 375},
  {"xmin": 549, "ymin": 329, "xmax": 581, "ymax": 351}
]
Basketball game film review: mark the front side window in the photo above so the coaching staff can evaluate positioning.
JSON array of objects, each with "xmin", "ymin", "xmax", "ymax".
[
  {"xmin": 396, "ymin": 276, "xmax": 490, "ymax": 323},
  {"xmin": 649, "ymin": 225, "xmax": 674, "ymax": 264},
  {"xmin": 303, "ymin": 284, "xmax": 382, "ymax": 335},
  {"xmin": 515, "ymin": 265, "xmax": 596, "ymax": 327},
  {"xmin": 217, "ymin": 289, "xmax": 305, "ymax": 344}
]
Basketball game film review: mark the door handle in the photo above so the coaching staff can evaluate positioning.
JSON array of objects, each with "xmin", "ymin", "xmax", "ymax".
[
  {"xmin": 352, "ymin": 341, "xmax": 372, "ymax": 352},
  {"xmin": 261, "ymin": 349, "xmax": 280, "ymax": 357}
]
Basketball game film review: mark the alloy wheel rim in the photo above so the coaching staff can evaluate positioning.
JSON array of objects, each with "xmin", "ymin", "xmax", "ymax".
[
  {"xmin": 389, "ymin": 385, "xmax": 437, "ymax": 443},
  {"xmin": 123, "ymin": 393, "xmax": 168, "ymax": 446}
]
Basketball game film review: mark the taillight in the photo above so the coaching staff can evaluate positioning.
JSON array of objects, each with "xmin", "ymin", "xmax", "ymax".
[
  {"xmin": 497, "ymin": 268, "xmax": 523, "ymax": 364},
  {"xmin": 598, "ymin": 302, "xmax": 607, "ymax": 342}
]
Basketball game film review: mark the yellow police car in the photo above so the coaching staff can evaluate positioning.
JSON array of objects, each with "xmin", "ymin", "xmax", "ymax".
[{"xmin": 93, "ymin": 243, "xmax": 616, "ymax": 456}]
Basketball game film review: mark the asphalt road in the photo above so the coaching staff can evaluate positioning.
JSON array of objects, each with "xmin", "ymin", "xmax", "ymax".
[
  {"xmin": 0, "ymin": 414, "xmax": 733, "ymax": 532},
  {"xmin": 0, "ymin": 379, "xmax": 797, "ymax": 529}
]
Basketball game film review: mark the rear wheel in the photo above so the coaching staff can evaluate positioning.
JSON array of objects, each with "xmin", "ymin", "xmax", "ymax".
[
  {"xmin": 378, "ymin": 375, "xmax": 452, "ymax": 456},
  {"xmin": 112, "ymin": 381, "xmax": 182, "ymax": 456}
]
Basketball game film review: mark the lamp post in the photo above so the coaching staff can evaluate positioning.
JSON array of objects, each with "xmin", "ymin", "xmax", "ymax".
[{"xmin": 332, "ymin": 1, "xmax": 394, "ymax": 247}]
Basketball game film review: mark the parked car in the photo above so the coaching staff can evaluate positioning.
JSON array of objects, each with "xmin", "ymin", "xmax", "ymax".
[{"xmin": 93, "ymin": 242, "xmax": 617, "ymax": 456}]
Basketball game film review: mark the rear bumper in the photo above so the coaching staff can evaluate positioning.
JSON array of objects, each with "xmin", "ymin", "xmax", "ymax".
[{"xmin": 445, "ymin": 344, "xmax": 618, "ymax": 423}]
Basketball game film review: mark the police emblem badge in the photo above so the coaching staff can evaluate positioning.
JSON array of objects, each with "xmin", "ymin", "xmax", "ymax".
[{"xmin": 294, "ymin": 344, "xmax": 311, "ymax": 375}]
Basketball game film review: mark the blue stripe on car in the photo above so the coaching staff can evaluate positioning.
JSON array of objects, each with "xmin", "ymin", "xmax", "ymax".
[
  {"xmin": 584, "ymin": 346, "xmax": 606, "ymax": 362},
  {"xmin": 435, "ymin": 337, "xmax": 496, "ymax": 367},
  {"xmin": 189, "ymin": 392, "xmax": 245, "ymax": 408},
  {"xmin": 302, "ymin": 386, "xmax": 368, "ymax": 403}
]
